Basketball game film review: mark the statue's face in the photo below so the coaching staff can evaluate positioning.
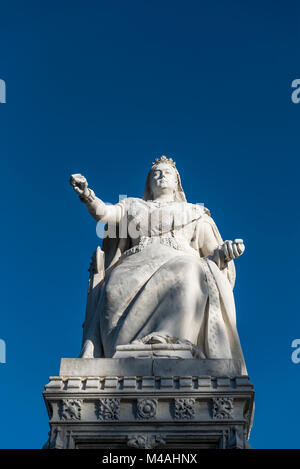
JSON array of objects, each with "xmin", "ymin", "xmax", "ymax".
[{"xmin": 150, "ymin": 163, "xmax": 178, "ymax": 198}]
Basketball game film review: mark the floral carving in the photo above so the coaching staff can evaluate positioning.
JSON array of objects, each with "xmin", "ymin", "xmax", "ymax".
[
  {"xmin": 137, "ymin": 399, "xmax": 157, "ymax": 419},
  {"xmin": 127, "ymin": 434, "xmax": 165, "ymax": 449},
  {"xmin": 212, "ymin": 397, "xmax": 233, "ymax": 419},
  {"xmin": 59, "ymin": 399, "xmax": 82, "ymax": 420},
  {"xmin": 95, "ymin": 398, "xmax": 120, "ymax": 420},
  {"xmin": 174, "ymin": 398, "xmax": 195, "ymax": 420}
]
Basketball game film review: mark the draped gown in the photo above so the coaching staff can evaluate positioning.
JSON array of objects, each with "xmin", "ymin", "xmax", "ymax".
[{"xmin": 81, "ymin": 196, "xmax": 246, "ymax": 374}]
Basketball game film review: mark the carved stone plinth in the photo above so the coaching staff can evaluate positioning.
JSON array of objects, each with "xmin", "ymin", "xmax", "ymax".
[{"xmin": 43, "ymin": 357, "xmax": 254, "ymax": 449}]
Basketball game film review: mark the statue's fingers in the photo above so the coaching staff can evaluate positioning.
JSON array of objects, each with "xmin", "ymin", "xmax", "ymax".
[
  {"xmin": 223, "ymin": 241, "xmax": 230, "ymax": 260},
  {"xmin": 71, "ymin": 174, "xmax": 86, "ymax": 186},
  {"xmin": 232, "ymin": 243, "xmax": 239, "ymax": 257},
  {"xmin": 234, "ymin": 238, "xmax": 243, "ymax": 244},
  {"xmin": 79, "ymin": 182, "xmax": 88, "ymax": 192},
  {"xmin": 74, "ymin": 187, "xmax": 82, "ymax": 195},
  {"xmin": 237, "ymin": 243, "xmax": 245, "ymax": 255},
  {"xmin": 226, "ymin": 240, "xmax": 234, "ymax": 260},
  {"xmin": 78, "ymin": 179, "xmax": 88, "ymax": 189}
]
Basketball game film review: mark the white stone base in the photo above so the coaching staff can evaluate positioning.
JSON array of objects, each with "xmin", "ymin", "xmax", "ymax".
[{"xmin": 43, "ymin": 357, "xmax": 254, "ymax": 449}]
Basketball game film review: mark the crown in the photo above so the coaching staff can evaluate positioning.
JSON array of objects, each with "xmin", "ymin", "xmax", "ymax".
[{"xmin": 152, "ymin": 155, "xmax": 176, "ymax": 168}]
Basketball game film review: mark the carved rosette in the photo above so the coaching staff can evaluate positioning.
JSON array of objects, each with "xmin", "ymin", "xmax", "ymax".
[
  {"xmin": 174, "ymin": 398, "xmax": 195, "ymax": 420},
  {"xmin": 59, "ymin": 399, "xmax": 82, "ymax": 420},
  {"xmin": 212, "ymin": 397, "xmax": 233, "ymax": 419},
  {"xmin": 137, "ymin": 399, "xmax": 157, "ymax": 419},
  {"xmin": 127, "ymin": 434, "xmax": 165, "ymax": 449},
  {"xmin": 95, "ymin": 398, "xmax": 120, "ymax": 421}
]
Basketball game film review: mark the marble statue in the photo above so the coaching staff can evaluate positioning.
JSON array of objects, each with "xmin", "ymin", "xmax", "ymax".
[{"xmin": 70, "ymin": 156, "xmax": 247, "ymax": 373}]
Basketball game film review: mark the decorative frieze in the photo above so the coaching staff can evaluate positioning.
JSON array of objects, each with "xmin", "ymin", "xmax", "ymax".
[
  {"xmin": 212, "ymin": 397, "xmax": 233, "ymax": 419},
  {"xmin": 174, "ymin": 398, "xmax": 195, "ymax": 420},
  {"xmin": 137, "ymin": 398, "xmax": 157, "ymax": 419},
  {"xmin": 59, "ymin": 399, "xmax": 82, "ymax": 420},
  {"xmin": 127, "ymin": 433, "xmax": 165, "ymax": 449},
  {"xmin": 95, "ymin": 398, "xmax": 120, "ymax": 420},
  {"xmin": 44, "ymin": 356, "xmax": 254, "ymax": 449},
  {"xmin": 45, "ymin": 372, "xmax": 253, "ymax": 393}
]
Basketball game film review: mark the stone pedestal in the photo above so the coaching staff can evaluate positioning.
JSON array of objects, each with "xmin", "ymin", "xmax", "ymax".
[{"xmin": 43, "ymin": 357, "xmax": 254, "ymax": 449}]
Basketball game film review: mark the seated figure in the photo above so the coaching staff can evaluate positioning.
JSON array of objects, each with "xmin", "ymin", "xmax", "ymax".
[{"xmin": 70, "ymin": 156, "xmax": 246, "ymax": 374}]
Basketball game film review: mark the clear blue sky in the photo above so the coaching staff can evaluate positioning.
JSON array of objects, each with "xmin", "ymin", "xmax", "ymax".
[{"xmin": 1, "ymin": 0, "xmax": 300, "ymax": 449}]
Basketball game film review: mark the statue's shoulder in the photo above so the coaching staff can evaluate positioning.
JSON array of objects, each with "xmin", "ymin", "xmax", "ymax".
[
  {"xmin": 116, "ymin": 197, "xmax": 146, "ymax": 213},
  {"xmin": 116, "ymin": 196, "xmax": 139, "ymax": 207},
  {"xmin": 204, "ymin": 206, "xmax": 211, "ymax": 216},
  {"xmin": 186, "ymin": 202, "xmax": 211, "ymax": 217},
  {"xmin": 202, "ymin": 208, "xmax": 212, "ymax": 220},
  {"xmin": 201, "ymin": 211, "xmax": 221, "ymax": 236}
]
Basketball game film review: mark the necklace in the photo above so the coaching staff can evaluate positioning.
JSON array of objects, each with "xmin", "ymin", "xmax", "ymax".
[{"xmin": 150, "ymin": 199, "xmax": 175, "ymax": 206}]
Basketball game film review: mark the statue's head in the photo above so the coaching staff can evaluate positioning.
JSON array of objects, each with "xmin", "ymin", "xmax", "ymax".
[{"xmin": 143, "ymin": 155, "xmax": 187, "ymax": 202}]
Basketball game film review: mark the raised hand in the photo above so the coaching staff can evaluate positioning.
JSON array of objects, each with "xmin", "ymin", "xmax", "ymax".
[{"xmin": 70, "ymin": 173, "xmax": 89, "ymax": 198}]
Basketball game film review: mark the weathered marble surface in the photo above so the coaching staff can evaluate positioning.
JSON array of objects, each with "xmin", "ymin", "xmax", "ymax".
[
  {"xmin": 43, "ymin": 156, "xmax": 254, "ymax": 449},
  {"xmin": 43, "ymin": 357, "xmax": 254, "ymax": 449},
  {"xmin": 70, "ymin": 156, "xmax": 247, "ymax": 375},
  {"xmin": 59, "ymin": 357, "xmax": 243, "ymax": 377},
  {"xmin": 112, "ymin": 343, "xmax": 195, "ymax": 359}
]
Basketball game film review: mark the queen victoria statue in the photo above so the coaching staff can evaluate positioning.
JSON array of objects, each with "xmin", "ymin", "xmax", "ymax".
[{"xmin": 70, "ymin": 156, "xmax": 247, "ymax": 375}]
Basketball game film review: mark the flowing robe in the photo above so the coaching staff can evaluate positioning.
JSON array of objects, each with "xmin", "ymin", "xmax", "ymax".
[{"xmin": 82, "ymin": 197, "xmax": 246, "ymax": 374}]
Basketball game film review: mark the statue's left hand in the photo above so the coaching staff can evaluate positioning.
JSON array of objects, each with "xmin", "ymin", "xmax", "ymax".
[{"xmin": 222, "ymin": 239, "xmax": 245, "ymax": 262}]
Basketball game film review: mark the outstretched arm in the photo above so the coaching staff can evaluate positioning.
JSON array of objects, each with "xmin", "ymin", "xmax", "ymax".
[{"xmin": 70, "ymin": 173, "xmax": 122, "ymax": 224}]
